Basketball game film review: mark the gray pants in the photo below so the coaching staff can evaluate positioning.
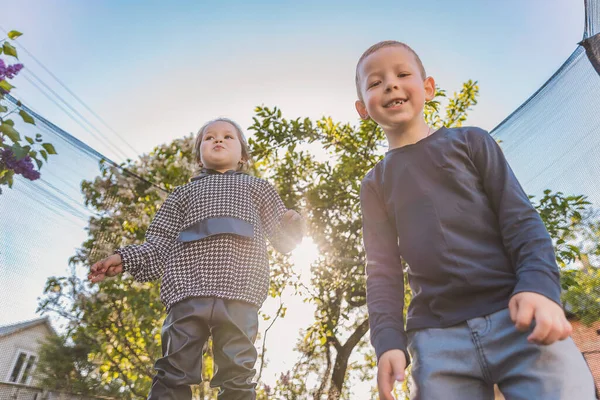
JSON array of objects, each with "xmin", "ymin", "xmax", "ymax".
[
  {"xmin": 148, "ymin": 297, "xmax": 259, "ymax": 400},
  {"xmin": 407, "ymin": 308, "xmax": 597, "ymax": 399}
]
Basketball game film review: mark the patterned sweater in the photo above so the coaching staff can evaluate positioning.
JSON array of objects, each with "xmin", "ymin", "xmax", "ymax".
[{"xmin": 116, "ymin": 169, "xmax": 289, "ymax": 310}]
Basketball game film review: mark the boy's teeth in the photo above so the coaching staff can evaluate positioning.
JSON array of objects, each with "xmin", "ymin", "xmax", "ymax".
[{"xmin": 387, "ymin": 100, "xmax": 404, "ymax": 107}]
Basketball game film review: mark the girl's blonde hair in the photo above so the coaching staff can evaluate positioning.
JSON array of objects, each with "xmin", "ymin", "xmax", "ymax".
[{"xmin": 194, "ymin": 117, "xmax": 252, "ymax": 172}]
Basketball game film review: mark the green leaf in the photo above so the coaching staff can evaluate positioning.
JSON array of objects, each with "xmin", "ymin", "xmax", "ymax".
[
  {"xmin": 35, "ymin": 158, "xmax": 43, "ymax": 170},
  {"xmin": 8, "ymin": 31, "xmax": 23, "ymax": 40},
  {"xmin": 11, "ymin": 143, "xmax": 28, "ymax": 160},
  {"xmin": 19, "ymin": 110, "xmax": 35, "ymax": 125},
  {"xmin": 2, "ymin": 42, "xmax": 18, "ymax": 58},
  {"xmin": 0, "ymin": 105, "xmax": 7, "ymax": 113},
  {"xmin": 4, "ymin": 119, "xmax": 14, "ymax": 126},
  {"xmin": 42, "ymin": 143, "xmax": 57, "ymax": 155},
  {"xmin": 40, "ymin": 149, "xmax": 48, "ymax": 161},
  {"xmin": 25, "ymin": 136, "xmax": 34, "ymax": 145},
  {"xmin": 0, "ymin": 122, "xmax": 20, "ymax": 142},
  {"xmin": 0, "ymin": 80, "xmax": 15, "ymax": 92}
]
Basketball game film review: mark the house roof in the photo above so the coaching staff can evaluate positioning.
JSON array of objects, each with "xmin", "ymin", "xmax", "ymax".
[{"xmin": 0, "ymin": 316, "xmax": 56, "ymax": 338}]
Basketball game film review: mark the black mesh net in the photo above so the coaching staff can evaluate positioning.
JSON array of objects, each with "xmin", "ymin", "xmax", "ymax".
[{"xmin": 491, "ymin": 0, "xmax": 600, "ymax": 393}]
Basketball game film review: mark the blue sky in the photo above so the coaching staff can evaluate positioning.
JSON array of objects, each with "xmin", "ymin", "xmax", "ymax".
[
  {"xmin": 0, "ymin": 0, "xmax": 587, "ymax": 396},
  {"xmin": 2, "ymin": 0, "xmax": 584, "ymax": 160}
]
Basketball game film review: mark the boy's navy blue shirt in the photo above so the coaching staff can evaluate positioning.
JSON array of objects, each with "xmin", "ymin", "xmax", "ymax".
[{"xmin": 360, "ymin": 126, "xmax": 561, "ymax": 362}]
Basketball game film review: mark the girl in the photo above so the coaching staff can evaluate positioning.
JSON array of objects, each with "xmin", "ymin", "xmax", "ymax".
[{"xmin": 89, "ymin": 118, "xmax": 304, "ymax": 400}]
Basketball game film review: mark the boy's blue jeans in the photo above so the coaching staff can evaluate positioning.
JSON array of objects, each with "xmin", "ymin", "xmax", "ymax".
[{"xmin": 407, "ymin": 307, "xmax": 597, "ymax": 399}]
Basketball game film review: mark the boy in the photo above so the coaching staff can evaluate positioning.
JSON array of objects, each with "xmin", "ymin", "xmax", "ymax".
[{"xmin": 356, "ymin": 41, "xmax": 596, "ymax": 399}]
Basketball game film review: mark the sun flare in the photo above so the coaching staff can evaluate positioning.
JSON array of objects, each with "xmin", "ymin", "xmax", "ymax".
[{"xmin": 289, "ymin": 237, "xmax": 320, "ymax": 284}]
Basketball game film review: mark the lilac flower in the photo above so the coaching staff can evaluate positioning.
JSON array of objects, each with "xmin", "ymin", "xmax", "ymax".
[
  {"xmin": 0, "ymin": 60, "xmax": 23, "ymax": 80},
  {"xmin": 5, "ymin": 63, "xmax": 23, "ymax": 79},
  {"xmin": 0, "ymin": 148, "xmax": 40, "ymax": 181}
]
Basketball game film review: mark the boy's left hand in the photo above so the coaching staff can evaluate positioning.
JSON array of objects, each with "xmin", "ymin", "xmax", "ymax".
[
  {"xmin": 281, "ymin": 209, "xmax": 305, "ymax": 242},
  {"xmin": 509, "ymin": 291, "xmax": 572, "ymax": 345}
]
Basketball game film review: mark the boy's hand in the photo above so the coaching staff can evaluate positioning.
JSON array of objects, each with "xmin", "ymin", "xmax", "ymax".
[
  {"xmin": 377, "ymin": 349, "xmax": 406, "ymax": 400},
  {"xmin": 509, "ymin": 291, "xmax": 572, "ymax": 345},
  {"xmin": 281, "ymin": 210, "xmax": 305, "ymax": 242},
  {"xmin": 88, "ymin": 254, "xmax": 123, "ymax": 283}
]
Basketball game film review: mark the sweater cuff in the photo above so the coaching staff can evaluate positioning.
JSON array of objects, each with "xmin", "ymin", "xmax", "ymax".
[
  {"xmin": 511, "ymin": 269, "xmax": 562, "ymax": 306},
  {"xmin": 373, "ymin": 327, "xmax": 411, "ymax": 366},
  {"xmin": 114, "ymin": 247, "xmax": 137, "ymax": 274}
]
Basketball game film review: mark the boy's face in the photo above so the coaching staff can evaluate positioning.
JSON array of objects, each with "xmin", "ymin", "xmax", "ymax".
[
  {"xmin": 200, "ymin": 121, "xmax": 244, "ymax": 171},
  {"xmin": 355, "ymin": 46, "xmax": 435, "ymax": 131}
]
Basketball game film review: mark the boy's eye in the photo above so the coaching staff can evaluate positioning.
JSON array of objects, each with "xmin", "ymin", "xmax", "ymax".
[
  {"xmin": 398, "ymin": 73, "xmax": 410, "ymax": 78},
  {"xmin": 368, "ymin": 81, "xmax": 380, "ymax": 89},
  {"xmin": 226, "ymin": 135, "xmax": 234, "ymax": 139}
]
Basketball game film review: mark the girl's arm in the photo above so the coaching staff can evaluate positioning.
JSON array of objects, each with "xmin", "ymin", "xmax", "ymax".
[
  {"xmin": 116, "ymin": 187, "xmax": 186, "ymax": 282},
  {"xmin": 259, "ymin": 180, "xmax": 303, "ymax": 254}
]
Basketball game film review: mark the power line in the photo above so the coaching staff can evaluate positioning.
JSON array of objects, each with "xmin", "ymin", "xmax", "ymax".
[
  {"xmin": 4, "ymin": 93, "xmax": 169, "ymax": 195},
  {"xmin": 21, "ymin": 72, "xmax": 131, "ymax": 161},
  {"xmin": 0, "ymin": 25, "xmax": 141, "ymax": 157}
]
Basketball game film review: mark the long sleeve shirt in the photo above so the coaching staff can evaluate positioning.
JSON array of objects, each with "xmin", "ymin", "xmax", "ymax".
[
  {"xmin": 116, "ymin": 169, "xmax": 288, "ymax": 310},
  {"xmin": 360, "ymin": 126, "xmax": 561, "ymax": 361}
]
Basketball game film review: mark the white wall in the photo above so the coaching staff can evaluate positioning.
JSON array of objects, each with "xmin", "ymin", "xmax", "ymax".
[{"xmin": 0, "ymin": 324, "xmax": 53, "ymax": 386}]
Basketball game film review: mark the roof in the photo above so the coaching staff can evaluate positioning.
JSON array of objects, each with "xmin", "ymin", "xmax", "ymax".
[{"xmin": 0, "ymin": 316, "xmax": 56, "ymax": 338}]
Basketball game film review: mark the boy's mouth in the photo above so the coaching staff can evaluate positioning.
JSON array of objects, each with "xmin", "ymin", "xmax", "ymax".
[{"xmin": 384, "ymin": 98, "xmax": 407, "ymax": 108}]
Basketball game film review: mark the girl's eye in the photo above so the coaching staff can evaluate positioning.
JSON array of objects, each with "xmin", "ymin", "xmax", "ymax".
[
  {"xmin": 368, "ymin": 81, "xmax": 380, "ymax": 89},
  {"xmin": 226, "ymin": 135, "xmax": 234, "ymax": 139},
  {"xmin": 205, "ymin": 136, "xmax": 213, "ymax": 140}
]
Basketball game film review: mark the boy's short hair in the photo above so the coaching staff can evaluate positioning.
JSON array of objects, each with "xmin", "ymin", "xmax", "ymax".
[{"xmin": 355, "ymin": 41, "xmax": 427, "ymax": 101}]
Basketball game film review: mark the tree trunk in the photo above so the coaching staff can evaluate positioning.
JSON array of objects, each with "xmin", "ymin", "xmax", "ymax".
[{"xmin": 327, "ymin": 318, "xmax": 370, "ymax": 400}]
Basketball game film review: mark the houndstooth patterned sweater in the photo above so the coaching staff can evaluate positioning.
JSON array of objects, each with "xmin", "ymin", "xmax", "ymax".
[{"xmin": 116, "ymin": 169, "xmax": 288, "ymax": 310}]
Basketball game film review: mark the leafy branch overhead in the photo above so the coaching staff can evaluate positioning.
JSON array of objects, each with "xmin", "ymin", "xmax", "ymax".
[{"xmin": 0, "ymin": 29, "xmax": 56, "ymax": 194}]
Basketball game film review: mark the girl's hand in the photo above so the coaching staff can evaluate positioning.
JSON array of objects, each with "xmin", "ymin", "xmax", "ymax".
[
  {"xmin": 88, "ymin": 254, "xmax": 123, "ymax": 283},
  {"xmin": 281, "ymin": 210, "xmax": 305, "ymax": 242}
]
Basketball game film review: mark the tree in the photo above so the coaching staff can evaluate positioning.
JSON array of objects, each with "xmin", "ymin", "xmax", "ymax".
[
  {"xmin": 0, "ymin": 29, "xmax": 56, "ymax": 193},
  {"xmin": 36, "ymin": 334, "xmax": 123, "ymax": 397}
]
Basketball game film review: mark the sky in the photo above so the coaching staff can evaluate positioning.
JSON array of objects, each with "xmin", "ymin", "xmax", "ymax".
[{"xmin": 0, "ymin": 0, "xmax": 587, "ymax": 397}]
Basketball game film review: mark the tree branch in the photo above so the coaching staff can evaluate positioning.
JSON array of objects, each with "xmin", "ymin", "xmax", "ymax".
[{"xmin": 257, "ymin": 301, "xmax": 285, "ymax": 382}]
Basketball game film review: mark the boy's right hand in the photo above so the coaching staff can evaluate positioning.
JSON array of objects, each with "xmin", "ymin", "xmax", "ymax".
[
  {"xmin": 377, "ymin": 349, "xmax": 407, "ymax": 400},
  {"xmin": 88, "ymin": 254, "xmax": 123, "ymax": 283}
]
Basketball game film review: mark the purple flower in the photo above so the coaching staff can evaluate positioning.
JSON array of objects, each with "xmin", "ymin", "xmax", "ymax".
[
  {"xmin": 0, "ymin": 60, "xmax": 23, "ymax": 80},
  {"xmin": 4, "ymin": 63, "xmax": 24, "ymax": 79},
  {"xmin": 0, "ymin": 60, "xmax": 7, "ymax": 80},
  {"xmin": 0, "ymin": 148, "xmax": 41, "ymax": 181}
]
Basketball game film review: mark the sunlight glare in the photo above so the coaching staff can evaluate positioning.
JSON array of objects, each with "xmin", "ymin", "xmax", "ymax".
[{"xmin": 289, "ymin": 237, "xmax": 319, "ymax": 285}]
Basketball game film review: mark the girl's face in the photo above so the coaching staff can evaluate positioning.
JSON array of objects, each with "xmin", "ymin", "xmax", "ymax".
[{"xmin": 199, "ymin": 121, "xmax": 244, "ymax": 172}]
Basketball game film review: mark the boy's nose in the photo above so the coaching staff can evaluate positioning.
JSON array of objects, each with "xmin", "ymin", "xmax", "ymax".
[{"xmin": 385, "ymin": 82, "xmax": 399, "ymax": 92}]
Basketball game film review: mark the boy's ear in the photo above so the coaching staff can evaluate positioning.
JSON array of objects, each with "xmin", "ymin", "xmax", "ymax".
[
  {"xmin": 355, "ymin": 100, "xmax": 370, "ymax": 120},
  {"xmin": 424, "ymin": 76, "xmax": 436, "ymax": 101}
]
